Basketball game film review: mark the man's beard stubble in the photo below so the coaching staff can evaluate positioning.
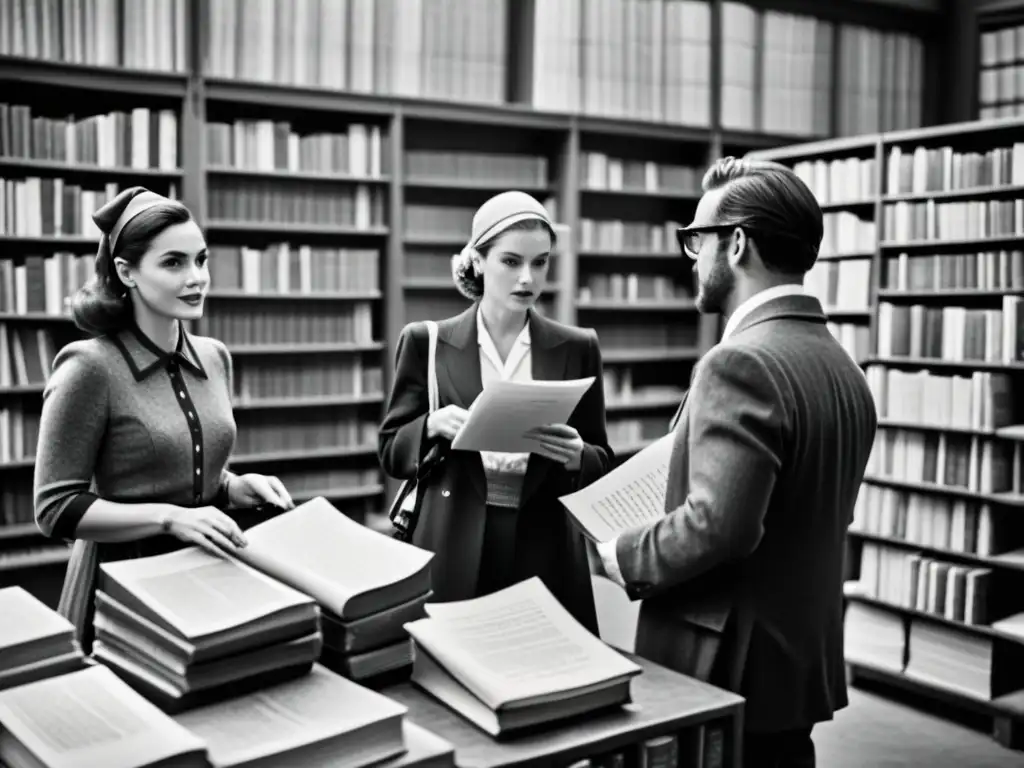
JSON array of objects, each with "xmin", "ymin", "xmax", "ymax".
[{"xmin": 694, "ymin": 244, "xmax": 734, "ymax": 315}]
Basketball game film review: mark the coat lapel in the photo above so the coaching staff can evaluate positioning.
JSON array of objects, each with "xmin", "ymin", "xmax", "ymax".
[
  {"xmin": 521, "ymin": 311, "xmax": 570, "ymax": 504},
  {"xmin": 436, "ymin": 305, "xmax": 482, "ymax": 410}
]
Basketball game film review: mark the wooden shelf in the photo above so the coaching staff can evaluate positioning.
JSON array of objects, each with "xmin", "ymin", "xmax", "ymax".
[
  {"xmin": 876, "ymin": 418, "xmax": 996, "ymax": 437},
  {"xmin": 849, "ymin": 529, "xmax": 1024, "ymax": 573},
  {"xmin": 862, "ymin": 475, "xmax": 1024, "ymax": 507},
  {"xmin": 206, "ymin": 167, "xmax": 390, "ymax": 184},
  {"xmin": 577, "ymin": 250, "xmax": 681, "ymax": 260},
  {"xmin": 862, "ymin": 356, "xmax": 1024, "ymax": 373},
  {"xmin": 207, "ymin": 290, "xmax": 382, "ymax": 301},
  {"xmin": 576, "ymin": 299, "xmax": 698, "ymax": 312},
  {"xmin": 846, "ymin": 592, "xmax": 1022, "ymax": 645},
  {"xmin": 232, "ymin": 394, "xmax": 383, "ymax": 411},
  {"xmin": 884, "ymin": 183, "xmax": 1024, "ymax": 204},
  {"xmin": 606, "ymin": 396, "xmax": 682, "ymax": 414},
  {"xmin": 0, "ymin": 312, "xmax": 73, "ymax": 323},
  {"xmin": 226, "ymin": 342, "xmax": 385, "ymax": 356},
  {"xmin": 204, "ymin": 221, "xmax": 390, "ymax": 237},
  {"xmin": 0, "ymin": 157, "xmax": 183, "ymax": 179},
  {"xmin": 876, "ymin": 288, "xmax": 1024, "ymax": 301},
  {"xmin": 580, "ymin": 186, "xmax": 701, "ymax": 202},
  {"xmin": 603, "ymin": 347, "xmax": 701, "ymax": 364},
  {"xmin": 230, "ymin": 443, "xmax": 377, "ymax": 466},
  {"xmin": 0, "ymin": 55, "xmax": 187, "ymax": 97},
  {"xmin": 880, "ymin": 236, "xmax": 1024, "ymax": 251},
  {"xmin": 404, "ymin": 177, "xmax": 552, "ymax": 193}
]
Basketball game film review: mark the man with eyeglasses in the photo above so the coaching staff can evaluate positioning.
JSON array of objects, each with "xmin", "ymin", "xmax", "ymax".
[{"xmin": 594, "ymin": 157, "xmax": 878, "ymax": 768}]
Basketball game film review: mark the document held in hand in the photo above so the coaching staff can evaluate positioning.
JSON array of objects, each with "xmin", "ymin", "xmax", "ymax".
[
  {"xmin": 559, "ymin": 432, "xmax": 674, "ymax": 542},
  {"xmin": 451, "ymin": 377, "xmax": 595, "ymax": 453}
]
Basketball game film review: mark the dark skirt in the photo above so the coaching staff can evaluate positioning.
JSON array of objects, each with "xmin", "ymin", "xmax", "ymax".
[{"xmin": 476, "ymin": 504, "xmax": 520, "ymax": 597}]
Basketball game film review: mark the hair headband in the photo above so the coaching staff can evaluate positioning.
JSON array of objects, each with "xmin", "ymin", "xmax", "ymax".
[
  {"xmin": 108, "ymin": 190, "xmax": 170, "ymax": 252},
  {"xmin": 467, "ymin": 191, "xmax": 554, "ymax": 251}
]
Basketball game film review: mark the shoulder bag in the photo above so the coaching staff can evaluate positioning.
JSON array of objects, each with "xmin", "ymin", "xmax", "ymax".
[{"xmin": 388, "ymin": 320, "xmax": 443, "ymax": 542}]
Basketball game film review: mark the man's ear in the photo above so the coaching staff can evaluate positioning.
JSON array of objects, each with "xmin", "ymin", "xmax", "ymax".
[
  {"xmin": 113, "ymin": 257, "xmax": 135, "ymax": 288},
  {"xmin": 727, "ymin": 227, "xmax": 748, "ymax": 268}
]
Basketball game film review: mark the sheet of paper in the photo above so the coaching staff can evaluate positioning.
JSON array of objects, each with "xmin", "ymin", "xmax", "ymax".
[
  {"xmin": 559, "ymin": 433, "xmax": 675, "ymax": 542},
  {"xmin": 173, "ymin": 664, "xmax": 405, "ymax": 766},
  {"xmin": 101, "ymin": 547, "xmax": 310, "ymax": 639},
  {"xmin": 406, "ymin": 577, "xmax": 641, "ymax": 709},
  {"xmin": 451, "ymin": 377, "xmax": 595, "ymax": 453},
  {"xmin": 0, "ymin": 666, "xmax": 205, "ymax": 768}
]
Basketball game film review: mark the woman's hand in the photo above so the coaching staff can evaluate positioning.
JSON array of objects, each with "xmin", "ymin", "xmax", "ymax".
[
  {"xmin": 427, "ymin": 404, "xmax": 470, "ymax": 441},
  {"xmin": 227, "ymin": 473, "xmax": 295, "ymax": 510},
  {"xmin": 163, "ymin": 505, "xmax": 248, "ymax": 555},
  {"xmin": 524, "ymin": 424, "xmax": 584, "ymax": 470}
]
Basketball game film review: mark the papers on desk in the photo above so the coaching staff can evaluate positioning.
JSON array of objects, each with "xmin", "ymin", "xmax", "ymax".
[
  {"xmin": 451, "ymin": 377, "xmax": 595, "ymax": 453},
  {"xmin": 559, "ymin": 433, "xmax": 674, "ymax": 542},
  {"xmin": 405, "ymin": 577, "xmax": 642, "ymax": 737}
]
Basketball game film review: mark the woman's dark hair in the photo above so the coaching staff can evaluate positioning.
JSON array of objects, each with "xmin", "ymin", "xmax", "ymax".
[
  {"xmin": 71, "ymin": 187, "xmax": 192, "ymax": 335},
  {"xmin": 701, "ymin": 156, "xmax": 823, "ymax": 275},
  {"xmin": 452, "ymin": 218, "xmax": 557, "ymax": 300}
]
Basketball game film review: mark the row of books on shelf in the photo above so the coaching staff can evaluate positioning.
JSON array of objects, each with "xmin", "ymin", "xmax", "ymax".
[
  {"xmin": 883, "ymin": 200, "xmax": 1024, "ymax": 244},
  {"xmin": 207, "ymin": 244, "xmax": 381, "ymax": 295},
  {"xmin": 578, "ymin": 219, "xmax": 682, "ymax": 254},
  {"xmin": 0, "ymin": 104, "xmax": 180, "ymax": 171},
  {"xmin": 866, "ymin": 428, "xmax": 1019, "ymax": 496},
  {"xmin": 804, "ymin": 259, "xmax": 871, "ymax": 313},
  {"xmin": 607, "ymin": 416, "xmax": 670, "ymax": 450},
  {"xmin": 0, "ymin": 405, "xmax": 38, "ymax": 463},
  {"xmin": 603, "ymin": 368, "xmax": 684, "ymax": 406},
  {"xmin": 886, "ymin": 144, "xmax": 1024, "ymax": 196},
  {"xmin": 789, "ymin": 142, "xmax": 1024, "ymax": 205},
  {"xmin": 404, "ymin": 198, "xmax": 558, "ymax": 241},
  {"xmin": 579, "ymin": 153, "xmax": 703, "ymax": 196},
  {"xmin": 851, "ymin": 484, "xmax": 1010, "ymax": 559},
  {"xmin": 577, "ymin": 274, "xmax": 688, "ymax": 304},
  {"xmin": 1, "ymin": 0, "xmax": 188, "ymax": 72},
  {"xmin": 853, "ymin": 542, "xmax": 991, "ymax": 626},
  {"xmin": 0, "ymin": 324, "xmax": 55, "ymax": 388},
  {"xmin": 206, "ymin": 120, "xmax": 386, "ymax": 179},
  {"xmin": 844, "ymin": 602, "xmax": 1020, "ymax": 702},
  {"xmin": 978, "ymin": 65, "xmax": 1024, "ymax": 117},
  {"xmin": 820, "ymin": 213, "xmax": 876, "ymax": 256},
  {"xmin": 230, "ymin": 359, "xmax": 383, "ymax": 403},
  {"xmin": 828, "ymin": 322, "xmax": 870, "ymax": 363},
  {"xmin": 230, "ymin": 418, "xmax": 376, "ymax": 457},
  {"xmin": 792, "ymin": 156, "xmax": 877, "ymax": 206},
  {"xmin": 200, "ymin": 304, "xmax": 375, "ymax": 347},
  {"xmin": 0, "ymin": 177, "xmax": 178, "ymax": 238},
  {"xmin": 0, "ymin": 496, "xmax": 723, "ymax": 767},
  {"xmin": 875, "ymin": 298, "xmax": 1024, "ymax": 364},
  {"xmin": 405, "ymin": 149, "xmax": 547, "ymax": 187},
  {"xmin": 592, "ymin": 322, "xmax": 697, "ymax": 353},
  {"xmin": 865, "ymin": 366, "xmax": 1012, "ymax": 432},
  {"xmin": 0, "ymin": 281, "xmax": 118, "ymax": 340},
  {"xmin": 882, "ymin": 250, "xmax": 1024, "ymax": 293},
  {"xmin": 207, "ymin": 180, "xmax": 386, "ymax": 230}
]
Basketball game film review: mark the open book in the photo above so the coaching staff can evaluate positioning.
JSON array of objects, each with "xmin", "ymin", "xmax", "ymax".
[
  {"xmin": 234, "ymin": 496, "xmax": 434, "ymax": 622},
  {"xmin": 0, "ymin": 586, "xmax": 87, "ymax": 691},
  {"xmin": 405, "ymin": 577, "xmax": 642, "ymax": 737},
  {"xmin": 451, "ymin": 377, "xmax": 595, "ymax": 453},
  {"xmin": 0, "ymin": 665, "xmax": 207, "ymax": 768},
  {"xmin": 559, "ymin": 433, "xmax": 674, "ymax": 542},
  {"xmin": 172, "ymin": 664, "xmax": 407, "ymax": 768}
]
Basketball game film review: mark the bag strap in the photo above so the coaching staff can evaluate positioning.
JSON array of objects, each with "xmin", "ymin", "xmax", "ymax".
[{"xmin": 425, "ymin": 320, "xmax": 439, "ymax": 413}]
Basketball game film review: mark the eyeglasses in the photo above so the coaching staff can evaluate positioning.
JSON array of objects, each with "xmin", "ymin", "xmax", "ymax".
[{"xmin": 675, "ymin": 224, "xmax": 745, "ymax": 259}]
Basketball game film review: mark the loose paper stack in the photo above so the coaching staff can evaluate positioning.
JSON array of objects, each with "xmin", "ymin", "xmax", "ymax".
[
  {"xmin": 234, "ymin": 497, "xmax": 435, "ymax": 684},
  {"xmin": 0, "ymin": 586, "xmax": 88, "ymax": 692},
  {"xmin": 0, "ymin": 665, "xmax": 208, "ymax": 768},
  {"xmin": 92, "ymin": 547, "xmax": 323, "ymax": 712},
  {"xmin": 405, "ymin": 577, "xmax": 643, "ymax": 737},
  {"xmin": 173, "ymin": 664, "xmax": 409, "ymax": 768}
]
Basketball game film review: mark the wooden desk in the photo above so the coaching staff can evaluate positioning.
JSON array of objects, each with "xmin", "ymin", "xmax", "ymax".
[{"xmin": 381, "ymin": 655, "xmax": 744, "ymax": 768}]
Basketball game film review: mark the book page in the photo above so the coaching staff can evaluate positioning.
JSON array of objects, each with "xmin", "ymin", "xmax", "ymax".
[
  {"xmin": 173, "ymin": 665, "xmax": 405, "ymax": 766},
  {"xmin": 407, "ymin": 577, "xmax": 641, "ymax": 709},
  {"xmin": 0, "ymin": 666, "xmax": 205, "ymax": 768},
  {"xmin": 559, "ymin": 433, "xmax": 674, "ymax": 542},
  {"xmin": 237, "ymin": 497, "xmax": 434, "ymax": 619},
  {"xmin": 451, "ymin": 377, "xmax": 595, "ymax": 453},
  {"xmin": 100, "ymin": 547, "xmax": 311, "ymax": 639}
]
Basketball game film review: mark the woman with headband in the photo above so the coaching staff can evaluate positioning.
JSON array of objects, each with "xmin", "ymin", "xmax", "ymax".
[
  {"xmin": 33, "ymin": 186, "xmax": 294, "ymax": 649},
  {"xmin": 379, "ymin": 191, "xmax": 613, "ymax": 631}
]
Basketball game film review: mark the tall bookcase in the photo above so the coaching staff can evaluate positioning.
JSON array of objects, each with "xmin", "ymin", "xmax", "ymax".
[
  {"xmin": 749, "ymin": 117, "xmax": 1024, "ymax": 751},
  {"xmin": 0, "ymin": 0, "xmax": 942, "ymax": 607}
]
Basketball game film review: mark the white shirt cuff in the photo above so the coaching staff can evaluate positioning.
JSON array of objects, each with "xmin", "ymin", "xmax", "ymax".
[{"xmin": 596, "ymin": 537, "xmax": 625, "ymax": 587}]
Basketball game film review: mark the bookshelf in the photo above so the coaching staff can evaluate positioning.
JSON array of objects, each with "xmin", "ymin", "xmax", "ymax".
[
  {"xmin": 0, "ymin": 0, "xmax": 943, "ymax": 602},
  {"xmin": 748, "ymin": 117, "xmax": 1024, "ymax": 751},
  {"xmin": 977, "ymin": 5, "xmax": 1024, "ymax": 120}
]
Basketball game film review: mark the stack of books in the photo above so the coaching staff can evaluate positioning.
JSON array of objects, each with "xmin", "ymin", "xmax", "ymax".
[
  {"xmin": 405, "ymin": 577, "xmax": 643, "ymax": 737},
  {"xmin": 173, "ymin": 663, "xmax": 410, "ymax": 767},
  {"xmin": 91, "ymin": 546, "xmax": 323, "ymax": 711},
  {"xmin": 234, "ymin": 497, "xmax": 434, "ymax": 684},
  {"xmin": 0, "ymin": 665, "xmax": 208, "ymax": 768},
  {"xmin": 0, "ymin": 586, "xmax": 88, "ymax": 692}
]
